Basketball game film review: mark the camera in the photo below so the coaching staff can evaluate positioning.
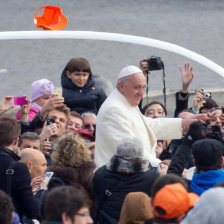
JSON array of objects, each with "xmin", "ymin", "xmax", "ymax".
[
  {"xmin": 201, "ymin": 90, "xmax": 211, "ymax": 99},
  {"xmin": 46, "ymin": 116, "xmax": 55, "ymax": 125},
  {"xmin": 187, "ymin": 121, "xmax": 223, "ymax": 143},
  {"xmin": 203, "ymin": 125, "xmax": 223, "ymax": 142},
  {"xmin": 146, "ymin": 56, "xmax": 164, "ymax": 71}
]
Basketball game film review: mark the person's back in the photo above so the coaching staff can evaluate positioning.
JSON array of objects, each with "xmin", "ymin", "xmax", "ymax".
[
  {"xmin": 119, "ymin": 192, "xmax": 153, "ymax": 224},
  {"xmin": 0, "ymin": 189, "xmax": 14, "ymax": 224},
  {"xmin": 181, "ymin": 187, "xmax": 224, "ymax": 224},
  {"xmin": 0, "ymin": 116, "xmax": 39, "ymax": 220},
  {"xmin": 93, "ymin": 137, "xmax": 159, "ymax": 224}
]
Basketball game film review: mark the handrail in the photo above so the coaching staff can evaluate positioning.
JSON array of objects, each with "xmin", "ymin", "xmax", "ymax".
[{"xmin": 0, "ymin": 30, "xmax": 224, "ymax": 78}]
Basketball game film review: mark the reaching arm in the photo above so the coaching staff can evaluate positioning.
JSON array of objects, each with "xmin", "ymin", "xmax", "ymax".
[
  {"xmin": 0, "ymin": 96, "xmax": 15, "ymax": 115},
  {"xmin": 167, "ymin": 142, "xmax": 192, "ymax": 176}
]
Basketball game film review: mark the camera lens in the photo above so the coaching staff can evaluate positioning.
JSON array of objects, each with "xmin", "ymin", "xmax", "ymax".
[{"xmin": 203, "ymin": 92, "xmax": 211, "ymax": 99}]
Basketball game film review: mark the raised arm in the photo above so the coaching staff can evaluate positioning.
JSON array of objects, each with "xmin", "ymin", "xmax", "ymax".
[
  {"xmin": 174, "ymin": 63, "xmax": 194, "ymax": 117},
  {"xmin": 0, "ymin": 96, "xmax": 15, "ymax": 115}
]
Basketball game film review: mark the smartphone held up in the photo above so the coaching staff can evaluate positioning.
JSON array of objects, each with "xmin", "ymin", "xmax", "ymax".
[{"xmin": 13, "ymin": 96, "xmax": 28, "ymax": 106}]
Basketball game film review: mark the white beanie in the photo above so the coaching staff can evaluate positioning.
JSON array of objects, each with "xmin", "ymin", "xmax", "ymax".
[
  {"xmin": 117, "ymin": 65, "xmax": 142, "ymax": 80},
  {"xmin": 31, "ymin": 79, "xmax": 54, "ymax": 101}
]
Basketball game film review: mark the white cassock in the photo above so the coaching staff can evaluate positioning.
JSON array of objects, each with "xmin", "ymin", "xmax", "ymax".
[{"xmin": 95, "ymin": 88, "xmax": 182, "ymax": 168}]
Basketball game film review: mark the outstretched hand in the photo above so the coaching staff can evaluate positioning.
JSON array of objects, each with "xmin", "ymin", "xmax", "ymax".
[{"xmin": 181, "ymin": 113, "xmax": 209, "ymax": 135}]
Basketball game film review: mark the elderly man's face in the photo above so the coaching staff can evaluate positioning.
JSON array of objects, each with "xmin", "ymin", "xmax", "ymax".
[
  {"xmin": 83, "ymin": 115, "xmax": 96, "ymax": 135},
  {"xmin": 119, "ymin": 73, "xmax": 146, "ymax": 106},
  {"xmin": 20, "ymin": 138, "xmax": 41, "ymax": 151}
]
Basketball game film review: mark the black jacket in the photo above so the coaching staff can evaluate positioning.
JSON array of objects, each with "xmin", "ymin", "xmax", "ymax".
[
  {"xmin": 174, "ymin": 91, "xmax": 189, "ymax": 117},
  {"xmin": 93, "ymin": 157, "xmax": 159, "ymax": 224},
  {"xmin": 0, "ymin": 145, "xmax": 39, "ymax": 220},
  {"xmin": 167, "ymin": 140, "xmax": 224, "ymax": 195},
  {"xmin": 61, "ymin": 68, "xmax": 107, "ymax": 114}
]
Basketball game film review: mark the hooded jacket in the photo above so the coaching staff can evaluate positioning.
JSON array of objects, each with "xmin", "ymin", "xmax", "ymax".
[
  {"xmin": 93, "ymin": 156, "xmax": 159, "ymax": 224},
  {"xmin": 168, "ymin": 140, "xmax": 224, "ymax": 195},
  {"xmin": 190, "ymin": 170, "xmax": 224, "ymax": 195},
  {"xmin": 181, "ymin": 187, "xmax": 224, "ymax": 224},
  {"xmin": 61, "ymin": 68, "xmax": 106, "ymax": 114},
  {"xmin": 119, "ymin": 192, "xmax": 153, "ymax": 224}
]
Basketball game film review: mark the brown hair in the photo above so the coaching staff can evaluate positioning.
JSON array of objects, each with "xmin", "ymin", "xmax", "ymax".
[
  {"xmin": 71, "ymin": 111, "xmax": 83, "ymax": 121},
  {"xmin": 0, "ymin": 189, "xmax": 14, "ymax": 224},
  {"xmin": 44, "ymin": 186, "xmax": 90, "ymax": 222},
  {"xmin": 65, "ymin": 57, "xmax": 91, "ymax": 74},
  {"xmin": 51, "ymin": 131, "xmax": 91, "ymax": 167},
  {"xmin": 0, "ymin": 116, "xmax": 21, "ymax": 146},
  {"xmin": 51, "ymin": 104, "xmax": 71, "ymax": 127},
  {"xmin": 142, "ymin": 101, "xmax": 167, "ymax": 116}
]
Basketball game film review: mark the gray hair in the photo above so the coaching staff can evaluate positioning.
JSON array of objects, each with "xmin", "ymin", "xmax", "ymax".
[
  {"xmin": 116, "ymin": 76, "xmax": 130, "ymax": 89},
  {"xmin": 18, "ymin": 132, "xmax": 41, "ymax": 147},
  {"xmin": 81, "ymin": 112, "xmax": 97, "ymax": 119},
  {"xmin": 116, "ymin": 136, "xmax": 144, "ymax": 159}
]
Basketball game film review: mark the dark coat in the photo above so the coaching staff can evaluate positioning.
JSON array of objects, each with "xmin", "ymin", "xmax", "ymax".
[
  {"xmin": 93, "ymin": 157, "xmax": 159, "ymax": 224},
  {"xmin": 61, "ymin": 68, "xmax": 107, "ymax": 114},
  {"xmin": 168, "ymin": 140, "xmax": 224, "ymax": 195},
  {"xmin": 174, "ymin": 91, "xmax": 189, "ymax": 117},
  {"xmin": 0, "ymin": 145, "xmax": 39, "ymax": 220},
  {"xmin": 48, "ymin": 161, "xmax": 96, "ymax": 200}
]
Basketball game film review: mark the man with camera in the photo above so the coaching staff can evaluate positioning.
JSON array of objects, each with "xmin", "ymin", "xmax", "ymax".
[
  {"xmin": 95, "ymin": 65, "xmax": 198, "ymax": 168},
  {"xmin": 168, "ymin": 121, "xmax": 224, "ymax": 195}
]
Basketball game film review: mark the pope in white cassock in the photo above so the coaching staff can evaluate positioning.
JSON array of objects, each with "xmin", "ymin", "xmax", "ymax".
[{"xmin": 95, "ymin": 65, "xmax": 184, "ymax": 168}]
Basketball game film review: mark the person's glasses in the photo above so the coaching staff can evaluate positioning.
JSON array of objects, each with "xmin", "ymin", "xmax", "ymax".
[{"xmin": 84, "ymin": 124, "xmax": 96, "ymax": 129}]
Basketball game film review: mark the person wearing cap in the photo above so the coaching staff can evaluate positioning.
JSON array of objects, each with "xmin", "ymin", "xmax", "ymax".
[
  {"xmin": 95, "ymin": 65, "xmax": 195, "ymax": 168},
  {"xmin": 61, "ymin": 57, "xmax": 107, "ymax": 115},
  {"xmin": 168, "ymin": 122, "xmax": 224, "ymax": 195},
  {"xmin": 16, "ymin": 79, "xmax": 55, "ymax": 121},
  {"xmin": 152, "ymin": 183, "xmax": 198, "ymax": 224},
  {"xmin": 93, "ymin": 136, "xmax": 159, "ymax": 224}
]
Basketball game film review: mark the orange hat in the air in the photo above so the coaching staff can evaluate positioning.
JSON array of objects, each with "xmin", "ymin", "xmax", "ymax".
[{"xmin": 34, "ymin": 5, "xmax": 67, "ymax": 30}]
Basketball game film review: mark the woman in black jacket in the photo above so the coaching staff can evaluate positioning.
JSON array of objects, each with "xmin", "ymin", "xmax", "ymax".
[
  {"xmin": 93, "ymin": 136, "xmax": 159, "ymax": 224},
  {"xmin": 61, "ymin": 57, "xmax": 106, "ymax": 114}
]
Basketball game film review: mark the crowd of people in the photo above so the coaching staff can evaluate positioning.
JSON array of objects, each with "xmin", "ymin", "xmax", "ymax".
[{"xmin": 0, "ymin": 57, "xmax": 224, "ymax": 224}]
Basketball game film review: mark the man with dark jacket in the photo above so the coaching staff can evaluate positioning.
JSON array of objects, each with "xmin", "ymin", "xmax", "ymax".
[
  {"xmin": 0, "ymin": 116, "xmax": 39, "ymax": 221},
  {"xmin": 93, "ymin": 136, "xmax": 159, "ymax": 224},
  {"xmin": 168, "ymin": 122, "xmax": 224, "ymax": 195}
]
